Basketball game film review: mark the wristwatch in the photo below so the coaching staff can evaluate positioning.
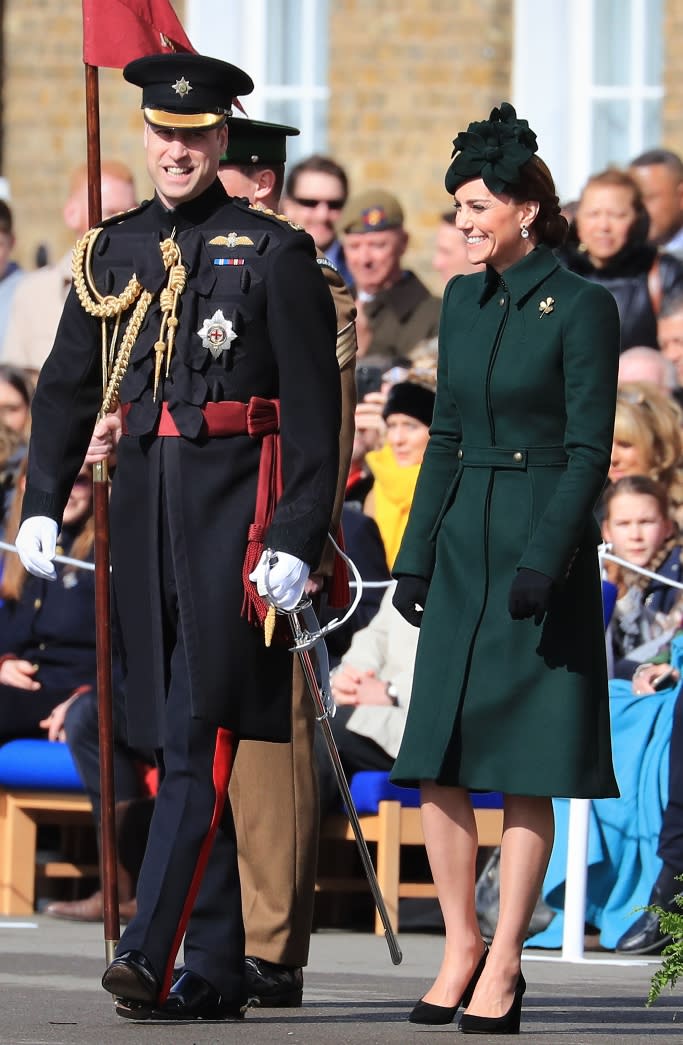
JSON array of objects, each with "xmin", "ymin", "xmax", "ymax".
[{"xmin": 385, "ymin": 682, "xmax": 399, "ymax": 706}]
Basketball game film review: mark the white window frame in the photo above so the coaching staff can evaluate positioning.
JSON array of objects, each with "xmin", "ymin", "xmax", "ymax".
[
  {"xmin": 514, "ymin": 0, "xmax": 663, "ymax": 202},
  {"xmin": 184, "ymin": 0, "xmax": 329, "ymax": 154}
]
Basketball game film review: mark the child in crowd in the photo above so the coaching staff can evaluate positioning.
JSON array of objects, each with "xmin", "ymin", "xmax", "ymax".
[{"xmin": 602, "ymin": 475, "xmax": 683, "ymax": 680}]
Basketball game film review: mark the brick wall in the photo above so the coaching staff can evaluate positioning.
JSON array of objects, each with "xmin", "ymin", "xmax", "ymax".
[
  {"xmin": 328, "ymin": 0, "xmax": 513, "ymax": 293},
  {"xmin": 3, "ymin": 0, "xmax": 186, "ymax": 269},
  {"xmin": 662, "ymin": 2, "xmax": 683, "ymax": 156},
  {"xmin": 4, "ymin": 2, "xmax": 680, "ymax": 289}
]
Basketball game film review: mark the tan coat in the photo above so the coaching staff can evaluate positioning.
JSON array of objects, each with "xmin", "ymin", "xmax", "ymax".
[{"xmin": 230, "ymin": 258, "xmax": 357, "ymax": 966}]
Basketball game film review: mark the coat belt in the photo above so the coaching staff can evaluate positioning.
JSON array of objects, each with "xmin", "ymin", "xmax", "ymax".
[{"xmin": 455, "ymin": 444, "xmax": 567, "ymax": 468}]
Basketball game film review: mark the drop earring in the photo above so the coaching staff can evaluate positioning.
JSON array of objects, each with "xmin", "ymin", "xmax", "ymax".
[{"xmin": 520, "ymin": 224, "xmax": 529, "ymax": 239}]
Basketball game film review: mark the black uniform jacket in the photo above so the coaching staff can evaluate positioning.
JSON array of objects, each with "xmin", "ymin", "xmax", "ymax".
[
  {"xmin": 558, "ymin": 238, "xmax": 683, "ymax": 351},
  {"xmin": 22, "ymin": 181, "xmax": 340, "ymax": 748}
]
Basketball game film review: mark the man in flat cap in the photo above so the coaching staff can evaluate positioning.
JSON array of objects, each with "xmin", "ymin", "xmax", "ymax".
[
  {"xmin": 218, "ymin": 117, "xmax": 356, "ymax": 1007},
  {"xmin": 15, "ymin": 53, "xmax": 340, "ymax": 1022},
  {"xmin": 339, "ymin": 188, "xmax": 441, "ymax": 366}
]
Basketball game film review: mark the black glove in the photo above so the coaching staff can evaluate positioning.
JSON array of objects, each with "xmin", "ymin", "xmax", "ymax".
[
  {"xmin": 508, "ymin": 568, "xmax": 554, "ymax": 625},
  {"xmin": 392, "ymin": 575, "xmax": 430, "ymax": 627}
]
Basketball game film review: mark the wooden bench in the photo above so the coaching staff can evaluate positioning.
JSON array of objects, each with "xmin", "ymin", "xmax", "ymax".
[
  {"xmin": 317, "ymin": 772, "xmax": 504, "ymax": 935},
  {"xmin": 0, "ymin": 740, "xmax": 97, "ymax": 916}
]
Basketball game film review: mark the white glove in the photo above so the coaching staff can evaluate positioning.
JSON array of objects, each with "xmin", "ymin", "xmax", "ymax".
[
  {"xmin": 15, "ymin": 516, "xmax": 59, "ymax": 580},
  {"xmin": 249, "ymin": 549, "xmax": 309, "ymax": 611}
]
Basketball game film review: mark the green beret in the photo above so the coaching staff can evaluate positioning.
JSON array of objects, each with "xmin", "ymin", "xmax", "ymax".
[
  {"xmin": 445, "ymin": 102, "xmax": 538, "ymax": 196},
  {"xmin": 220, "ymin": 117, "xmax": 300, "ymax": 167},
  {"xmin": 339, "ymin": 189, "xmax": 404, "ymax": 234}
]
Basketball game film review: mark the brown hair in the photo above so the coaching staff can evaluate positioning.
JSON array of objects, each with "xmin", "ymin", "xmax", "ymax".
[
  {"xmin": 510, "ymin": 155, "xmax": 568, "ymax": 248},
  {"xmin": 68, "ymin": 159, "xmax": 136, "ymax": 196},
  {"xmin": 602, "ymin": 473, "xmax": 671, "ymax": 521},
  {"xmin": 0, "ymin": 464, "xmax": 95, "ymax": 601},
  {"xmin": 603, "ymin": 473, "xmax": 680, "ymax": 595},
  {"xmin": 285, "ymin": 153, "xmax": 349, "ymax": 201},
  {"xmin": 614, "ymin": 381, "xmax": 683, "ymax": 523},
  {"xmin": 577, "ymin": 167, "xmax": 649, "ymax": 241}
]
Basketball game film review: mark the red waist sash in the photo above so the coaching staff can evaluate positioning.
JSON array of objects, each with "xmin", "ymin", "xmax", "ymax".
[{"xmin": 121, "ymin": 398, "xmax": 282, "ymax": 627}]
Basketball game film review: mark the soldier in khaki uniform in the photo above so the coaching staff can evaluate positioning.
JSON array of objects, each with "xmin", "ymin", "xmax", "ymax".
[
  {"xmin": 339, "ymin": 188, "xmax": 441, "ymax": 367},
  {"xmin": 217, "ymin": 117, "xmax": 357, "ymax": 1006}
]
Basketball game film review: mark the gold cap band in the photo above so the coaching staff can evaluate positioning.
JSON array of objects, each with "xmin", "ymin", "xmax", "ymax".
[{"xmin": 144, "ymin": 108, "xmax": 227, "ymax": 130}]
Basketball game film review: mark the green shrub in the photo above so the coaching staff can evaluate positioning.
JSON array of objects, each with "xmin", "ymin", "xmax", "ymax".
[{"xmin": 646, "ymin": 876, "xmax": 683, "ymax": 1006}]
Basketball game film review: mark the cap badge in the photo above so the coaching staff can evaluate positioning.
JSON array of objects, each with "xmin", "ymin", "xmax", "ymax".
[
  {"xmin": 209, "ymin": 233, "xmax": 254, "ymax": 247},
  {"xmin": 172, "ymin": 76, "xmax": 193, "ymax": 97},
  {"xmin": 197, "ymin": 309, "xmax": 238, "ymax": 359},
  {"xmin": 363, "ymin": 206, "xmax": 387, "ymax": 228},
  {"xmin": 538, "ymin": 296, "xmax": 555, "ymax": 317}
]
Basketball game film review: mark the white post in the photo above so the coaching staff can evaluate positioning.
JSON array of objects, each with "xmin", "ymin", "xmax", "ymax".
[{"xmin": 561, "ymin": 797, "xmax": 591, "ymax": 960}]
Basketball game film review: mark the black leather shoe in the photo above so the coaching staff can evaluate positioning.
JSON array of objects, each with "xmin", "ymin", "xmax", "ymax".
[
  {"xmin": 615, "ymin": 908, "xmax": 674, "ymax": 955},
  {"xmin": 152, "ymin": 970, "xmax": 245, "ymax": 1021},
  {"xmin": 102, "ymin": 949, "xmax": 160, "ymax": 1006},
  {"xmin": 616, "ymin": 867, "xmax": 681, "ymax": 956},
  {"xmin": 245, "ymin": 956, "xmax": 303, "ymax": 1007}
]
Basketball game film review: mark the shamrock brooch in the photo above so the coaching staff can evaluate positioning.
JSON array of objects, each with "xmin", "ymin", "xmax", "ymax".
[{"xmin": 538, "ymin": 296, "xmax": 555, "ymax": 317}]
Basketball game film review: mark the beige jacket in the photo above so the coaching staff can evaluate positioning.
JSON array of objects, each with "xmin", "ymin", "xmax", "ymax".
[
  {"xmin": 2, "ymin": 251, "xmax": 73, "ymax": 372},
  {"xmin": 340, "ymin": 582, "xmax": 418, "ymax": 759}
]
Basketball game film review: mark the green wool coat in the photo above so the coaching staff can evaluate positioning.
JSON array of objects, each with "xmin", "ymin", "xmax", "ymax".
[{"xmin": 390, "ymin": 245, "xmax": 621, "ymax": 798}]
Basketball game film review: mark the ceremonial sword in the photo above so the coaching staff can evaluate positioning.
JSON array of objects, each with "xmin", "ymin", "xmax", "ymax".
[{"xmin": 284, "ymin": 598, "xmax": 403, "ymax": 965}]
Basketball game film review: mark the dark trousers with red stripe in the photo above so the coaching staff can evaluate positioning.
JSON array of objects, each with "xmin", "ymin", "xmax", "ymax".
[{"xmin": 115, "ymin": 464, "xmax": 244, "ymax": 1004}]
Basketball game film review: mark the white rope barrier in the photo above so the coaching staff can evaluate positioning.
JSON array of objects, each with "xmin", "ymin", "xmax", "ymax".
[
  {"xmin": 561, "ymin": 543, "xmax": 681, "ymax": 962},
  {"xmin": 0, "ymin": 532, "xmax": 675, "ymax": 962},
  {"xmin": 0, "ymin": 539, "xmax": 95, "ymax": 571}
]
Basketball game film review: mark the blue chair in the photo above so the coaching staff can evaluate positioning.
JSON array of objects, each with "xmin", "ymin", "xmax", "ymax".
[
  {"xmin": 318, "ymin": 770, "xmax": 504, "ymax": 934},
  {"xmin": 0, "ymin": 739, "xmax": 95, "ymax": 915}
]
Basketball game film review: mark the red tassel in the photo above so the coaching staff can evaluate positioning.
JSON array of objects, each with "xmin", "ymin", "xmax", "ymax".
[{"xmin": 241, "ymin": 524, "xmax": 268, "ymax": 625}]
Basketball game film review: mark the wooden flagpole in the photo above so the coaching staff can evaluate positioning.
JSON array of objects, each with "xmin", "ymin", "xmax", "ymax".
[{"xmin": 84, "ymin": 60, "xmax": 120, "ymax": 963}]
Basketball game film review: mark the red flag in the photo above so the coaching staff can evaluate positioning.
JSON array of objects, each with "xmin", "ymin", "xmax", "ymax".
[{"xmin": 83, "ymin": 0, "xmax": 196, "ymax": 68}]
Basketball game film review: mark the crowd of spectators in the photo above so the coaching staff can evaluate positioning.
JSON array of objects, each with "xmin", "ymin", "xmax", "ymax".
[{"xmin": 3, "ymin": 135, "xmax": 683, "ymax": 953}]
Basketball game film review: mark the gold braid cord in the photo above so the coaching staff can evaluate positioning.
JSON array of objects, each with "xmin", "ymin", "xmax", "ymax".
[
  {"xmin": 72, "ymin": 227, "xmax": 186, "ymax": 413},
  {"xmin": 154, "ymin": 239, "xmax": 186, "ymax": 400}
]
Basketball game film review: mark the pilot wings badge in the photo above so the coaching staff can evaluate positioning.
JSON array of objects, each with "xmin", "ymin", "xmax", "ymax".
[
  {"xmin": 197, "ymin": 310, "xmax": 238, "ymax": 359},
  {"xmin": 209, "ymin": 233, "xmax": 254, "ymax": 247}
]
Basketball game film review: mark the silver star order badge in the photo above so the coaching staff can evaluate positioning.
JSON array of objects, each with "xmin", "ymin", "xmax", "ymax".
[
  {"xmin": 172, "ymin": 76, "xmax": 193, "ymax": 97},
  {"xmin": 197, "ymin": 310, "xmax": 238, "ymax": 359}
]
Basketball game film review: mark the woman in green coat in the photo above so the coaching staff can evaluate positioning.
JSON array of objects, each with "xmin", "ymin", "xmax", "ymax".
[{"xmin": 391, "ymin": 104, "xmax": 620, "ymax": 1035}]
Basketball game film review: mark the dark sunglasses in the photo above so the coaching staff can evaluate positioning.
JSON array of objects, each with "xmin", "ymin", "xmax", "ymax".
[{"xmin": 290, "ymin": 196, "xmax": 345, "ymax": 210}]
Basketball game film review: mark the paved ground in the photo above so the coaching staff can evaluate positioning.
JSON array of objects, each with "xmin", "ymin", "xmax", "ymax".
[{"xmin": 0, "ymin": 916, "xmax": 679, "ymax": 1044}]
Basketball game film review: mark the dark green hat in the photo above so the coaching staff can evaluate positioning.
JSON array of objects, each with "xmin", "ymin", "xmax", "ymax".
[
  {"xmin": 445, "ymin": 102, "xmax": 538, "ymax": 196},
  {"xmin": 220, "ymin": 118, "xmax": 300, "ymax": 166},
  {"xmin": 124, "ymin": 53, "xmax": 253, "ymax": 130}
]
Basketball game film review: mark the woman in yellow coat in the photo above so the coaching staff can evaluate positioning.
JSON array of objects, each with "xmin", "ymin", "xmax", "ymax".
[
  {"xmin": 391, "ymin": 104, "xmax": 620, "ymax": 1034},
  {"xmin": 364, "ymin": 380, "xmax": 435, "ymax": 567}
]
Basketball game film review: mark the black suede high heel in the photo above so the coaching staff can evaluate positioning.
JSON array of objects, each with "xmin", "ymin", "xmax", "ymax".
[
  {"xmin": 459, "ymin": 971, "xmax": 526, "ymax": 1035},
  {"xmin": 408, "ymin": 945, "xmax": 488, "ymax": 1025}
]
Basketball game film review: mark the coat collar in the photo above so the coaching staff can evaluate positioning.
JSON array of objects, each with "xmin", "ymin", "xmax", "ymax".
[
  {"xmin": 479, "ymin": 244, "xmax": 560, "ymax": 307},
  {"xmin": 152, "ymin": 178, "xmax": 228, "ymax": 235}
]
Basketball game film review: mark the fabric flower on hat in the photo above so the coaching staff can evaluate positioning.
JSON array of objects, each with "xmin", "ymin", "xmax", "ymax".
[{"xmin": 445, "ymin": 102, "xmax": 538, "ymax": 195}]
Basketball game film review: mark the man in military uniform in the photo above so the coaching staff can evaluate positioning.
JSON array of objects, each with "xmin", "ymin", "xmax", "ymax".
[
  {"xmin": 15, "ymin": 53, "xmax": 340, "ymax": 1022},
  {"xmin": 218, "ymin": 117, "xmax": 356, "ymax": 1006},
  {"xmin": 339, "ymin": 188, "xmax": 441, "ymax": 366}
]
